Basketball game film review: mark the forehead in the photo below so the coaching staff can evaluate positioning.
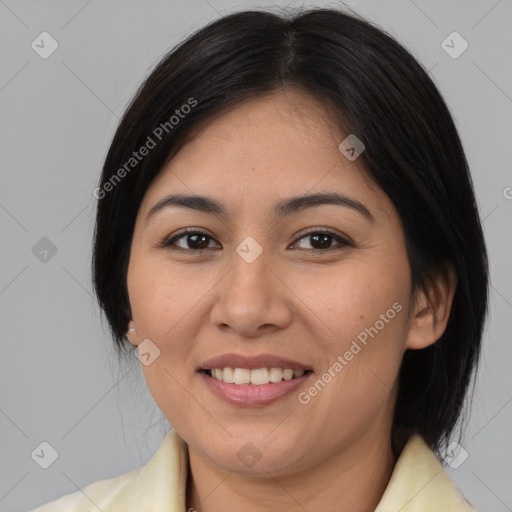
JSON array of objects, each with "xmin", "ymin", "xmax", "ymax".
[{"xmin": 140, "ymin": 89, "xmax": 390, "ymax": 220}]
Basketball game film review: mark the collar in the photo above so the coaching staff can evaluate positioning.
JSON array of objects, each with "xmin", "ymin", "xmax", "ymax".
[{"xmin": 374, "ymin": 434, "xmax": 477, "ymax": 511}]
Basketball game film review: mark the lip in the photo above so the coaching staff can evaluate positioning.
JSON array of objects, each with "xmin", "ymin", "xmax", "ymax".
[
  {"xmin": 200, "ymin": 370, "xmax": 312, "ymax": 406},
  {"xmin": 199, "ymin": 353, "xmax": 311, "ymax": 371}
]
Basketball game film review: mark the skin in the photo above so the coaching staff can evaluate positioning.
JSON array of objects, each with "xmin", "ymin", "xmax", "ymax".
[{"xmin": 125, "ymin": 87, "xmax": 456, "ymax": 512}]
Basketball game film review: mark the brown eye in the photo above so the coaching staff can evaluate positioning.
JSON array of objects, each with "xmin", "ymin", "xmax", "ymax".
[
  {"xmin": 161, "ymin": 229, "xmax": 219, "ymax": 251},
  {"xmin": 292, "ymin": 230, "xmax": 351, "ymax": 251}
]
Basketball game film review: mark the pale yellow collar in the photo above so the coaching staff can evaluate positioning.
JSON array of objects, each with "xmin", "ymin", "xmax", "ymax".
[{"xmin": 374, "ymin": 434, "xmax": 477, "ymax": 511}]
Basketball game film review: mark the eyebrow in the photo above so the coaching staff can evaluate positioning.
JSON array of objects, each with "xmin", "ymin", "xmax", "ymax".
[{"xmin": 145, "ymin": 192, "xmax": 375, "ymax": 225}]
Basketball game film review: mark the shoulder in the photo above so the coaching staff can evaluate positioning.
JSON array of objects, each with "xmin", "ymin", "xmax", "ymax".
[
  {"xmin": 27, "ymin": 429, "xmax": 189, "ymax": 512},
  {"xmin": 28, "ymin": 467, "xmax": 141, "ymax": 512}
]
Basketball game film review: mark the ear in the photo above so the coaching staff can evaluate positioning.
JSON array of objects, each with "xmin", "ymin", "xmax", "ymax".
[
  {"xmin": 126, "ymin": 320, "xmax": 139, "ymax": 346},
  {"xmin": 405, "ymin": 262, "xmax": 457, "ymax": 350}
]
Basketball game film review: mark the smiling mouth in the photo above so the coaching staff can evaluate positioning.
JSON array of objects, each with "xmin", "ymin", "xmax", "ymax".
[{"xmin": 203, "ymin": 368, "xmax": 313, "ymax": 385}]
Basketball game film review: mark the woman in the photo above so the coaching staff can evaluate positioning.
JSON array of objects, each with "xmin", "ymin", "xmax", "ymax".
[{"xmin": 31, "ymin": 6, "xmax": 488, "ymax": 512}]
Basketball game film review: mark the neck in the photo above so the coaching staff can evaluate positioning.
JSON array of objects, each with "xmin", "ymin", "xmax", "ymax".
[{"xmin": 186, "ymin": 425, "xmax": 397, "ymax": 512}]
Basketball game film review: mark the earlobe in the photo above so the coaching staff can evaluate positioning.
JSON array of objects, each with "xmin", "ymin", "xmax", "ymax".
[
  {"xmin": 126, "ymin": 320, "xmax": 138, "ymax": 346},
  {"xmin": 405, "ymin": 262, "xmax": 457, "ymax": 350}
]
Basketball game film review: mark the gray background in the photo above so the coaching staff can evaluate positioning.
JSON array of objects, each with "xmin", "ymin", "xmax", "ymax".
[{"xmin": 0, "ymin": 0, "xmax": 511, "ymax": 511}]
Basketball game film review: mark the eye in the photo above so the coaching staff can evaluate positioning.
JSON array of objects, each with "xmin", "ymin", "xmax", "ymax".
[
  {"xmin": 291, "ymin": 228, "xmax": 351, "ymax": 251},
  {"xmin": 158, "ymin": 227, "xmax": 352, "ymax": 252},
  {"xmin": 160, "ymin": 228, "xmax": 220, "ymax": 251}
]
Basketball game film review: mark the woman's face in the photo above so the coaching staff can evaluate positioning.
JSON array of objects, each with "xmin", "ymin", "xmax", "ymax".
[{"xmin": 126, "ymin": 88, "xmax": 417, "ymax": 475}]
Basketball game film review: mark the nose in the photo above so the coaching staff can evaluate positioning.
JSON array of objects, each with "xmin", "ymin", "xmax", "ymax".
[{"xmin": 210, "ymin": 245, "xmax": 292, "ymax": 338}]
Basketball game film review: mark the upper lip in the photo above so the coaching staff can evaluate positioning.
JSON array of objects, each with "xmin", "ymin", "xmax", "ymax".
[{"xmin": 200, "ymin": 353, "xmax": 311, "ymax": 371}]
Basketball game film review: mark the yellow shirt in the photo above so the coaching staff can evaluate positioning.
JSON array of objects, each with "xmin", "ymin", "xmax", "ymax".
[{"xmin": 29, "ymin": 430, "xmax": 478, "ymax": 512}]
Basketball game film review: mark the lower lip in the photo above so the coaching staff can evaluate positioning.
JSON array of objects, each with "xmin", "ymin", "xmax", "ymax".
[{"xmin": 200, "ymin": 371, "xmax": 311, "ymax": 406}]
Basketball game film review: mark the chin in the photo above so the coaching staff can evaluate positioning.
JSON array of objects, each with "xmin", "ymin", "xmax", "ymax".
[{"xmin": 202, "ymin": 432, "xmax": 303, "ymax": 474}]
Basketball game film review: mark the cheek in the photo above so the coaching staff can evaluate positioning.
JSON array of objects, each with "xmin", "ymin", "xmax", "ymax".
[
  {"xmin": 127, "ymin": 256, "xmax": 211, "ymax": 406},
  {"xmin": 296, "ymin": 270, "xmax": 408, "ymax": 444},
  {"xmin": 299, "ymin": 257, "xmax": 409, "ymax": 341},
  {"xmin": 297, "ymin": 258, "xmax": 409, "ymax": 401},
  {"xmin": 127, "ymin": 254, "xmax": 213, "ymax": 341}
]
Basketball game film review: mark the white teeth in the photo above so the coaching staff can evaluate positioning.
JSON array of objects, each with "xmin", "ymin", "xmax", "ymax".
[
  {"xmin": 250, "ymin": 368, "xmax": 269, "ymax": 385},
  {"xmin": 209, "ymin": 367, "xmax": 307, "ymax": 385},
  {"xmin": 233, "ymin": 368, "xmax": 251, "ymax": 384},
  {"xmin": 222, "ymin": 367, "xmax": 234, "ymax": 383},
  {"xmin": 282, "ymin": 369, "xmax": 293, "ymax": 381},
  {"xmin": 269, "ymin": 367, "xmax": 283, "ymax": 383}
]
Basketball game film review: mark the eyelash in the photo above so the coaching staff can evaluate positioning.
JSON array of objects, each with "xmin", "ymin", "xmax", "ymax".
[{"xmin": 158, "ymin": 227, "xmax": 352, "ymax": 253}]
